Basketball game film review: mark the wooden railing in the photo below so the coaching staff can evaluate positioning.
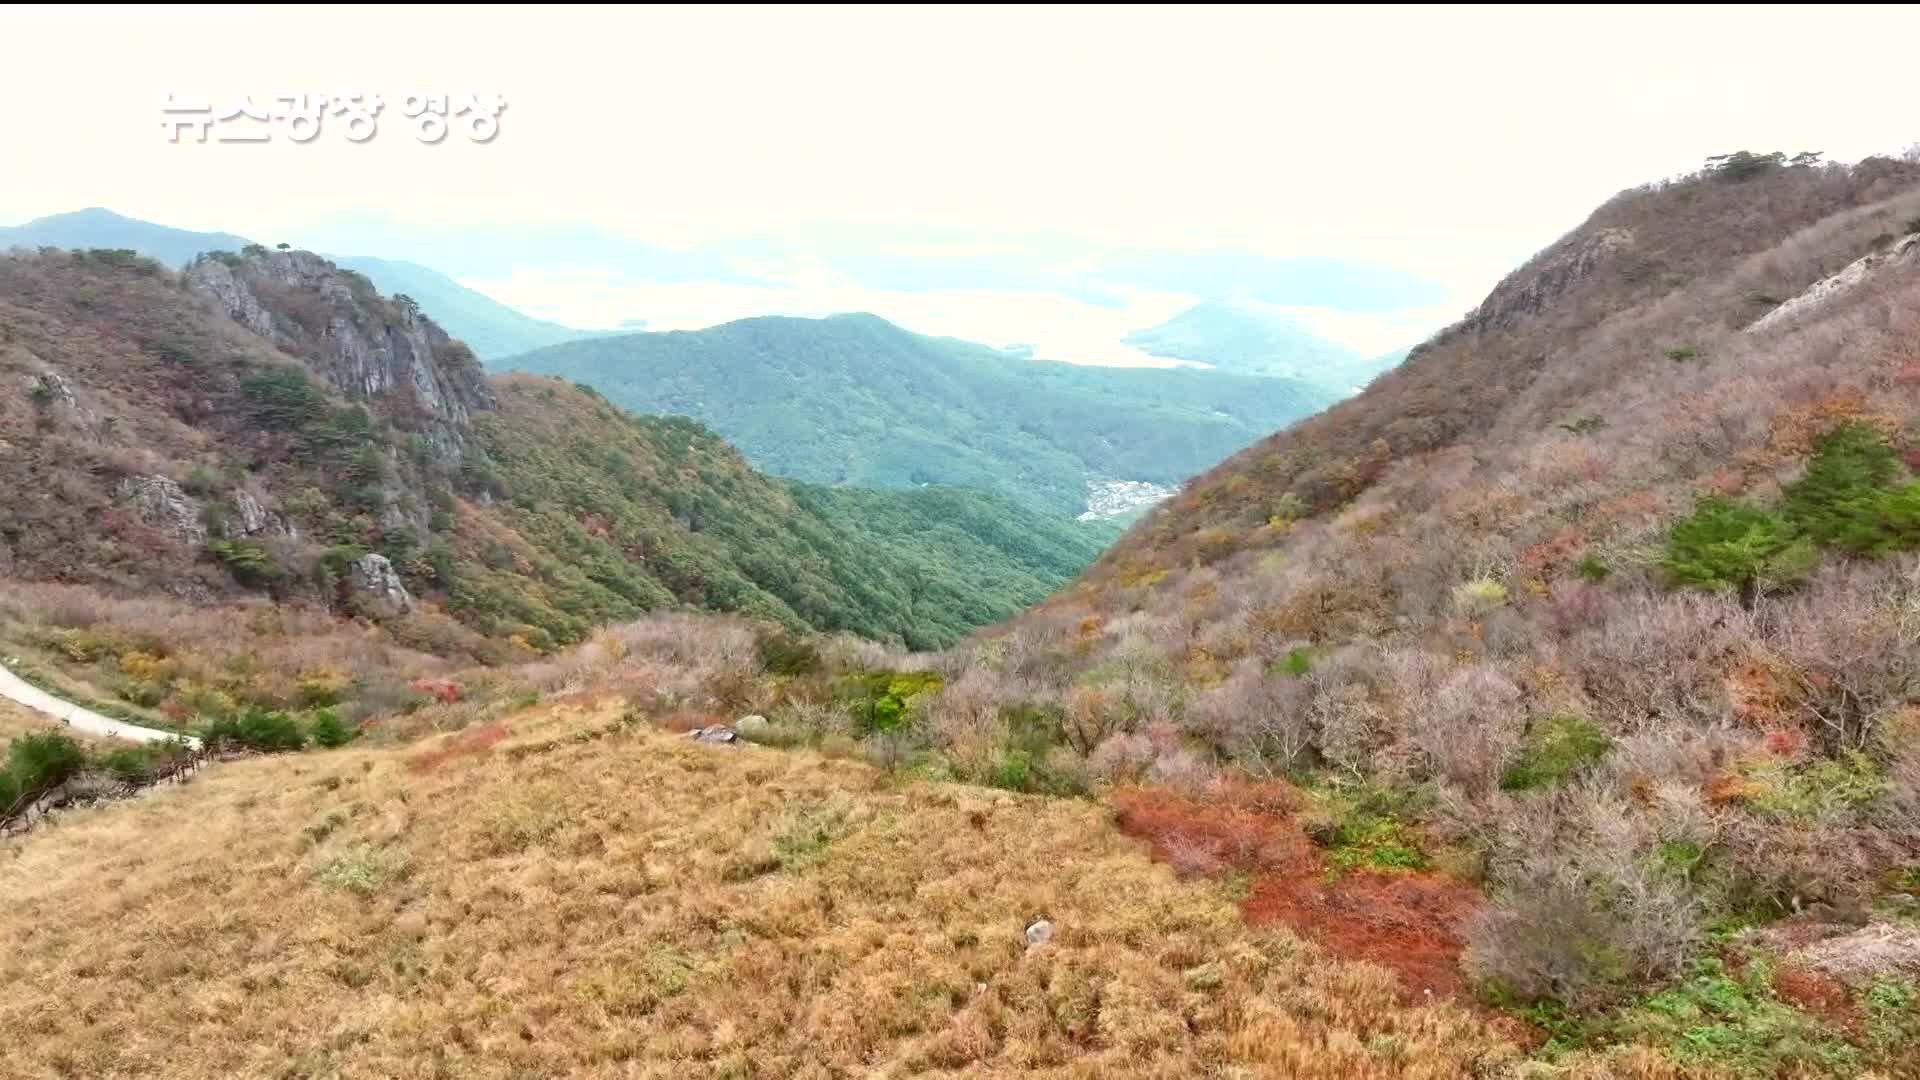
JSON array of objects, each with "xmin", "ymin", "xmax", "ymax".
[{"xmin": 0, "ymin": 748, "xmax": 214, "ymax": 838}]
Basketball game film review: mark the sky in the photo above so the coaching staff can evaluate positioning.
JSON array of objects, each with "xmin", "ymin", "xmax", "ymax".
[{"xmin": 4, "ymin": 5, "xmax": 1920, "ymax": 361}]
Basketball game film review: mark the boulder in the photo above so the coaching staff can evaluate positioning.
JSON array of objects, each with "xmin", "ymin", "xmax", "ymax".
[
  {"xmin": 734, "ymin": 714, "xmax": 771, "ymax": 740},
  {"xmin": 687, "ymin": 724, "xmax": 739, "ymax": 746},
  {"xmin": 1025, "ymin": 919, "xmax": 1054, "ymax": 949}
]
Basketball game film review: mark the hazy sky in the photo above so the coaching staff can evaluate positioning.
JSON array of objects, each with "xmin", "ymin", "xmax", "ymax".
[{"xmin": 5, "ymin": 5, "xmax": 1919, "ymax": 358}]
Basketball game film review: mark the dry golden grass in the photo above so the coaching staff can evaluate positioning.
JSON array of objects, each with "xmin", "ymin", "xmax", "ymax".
[{"xmin": 0, "ymin": 698, "xmax": 1550, "ymax": 1079}]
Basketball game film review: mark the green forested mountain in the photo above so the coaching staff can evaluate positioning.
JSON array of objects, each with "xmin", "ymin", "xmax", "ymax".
[
  {"xmin": 498, "ymin": 313, "xmax": 1338, "ymax": 516},
  {"xmin": 463, "ymin": 378, "xmax": 1114, "ymax": 650},
  {"xmin": 1123, "ymin": 302, "xmax": 1403, "ymax": 395},
  {"xmin": 0, "ymin": 248, "xmax": 1108, "ymax": 652},
  {"xmin": 330, "ymin": 255, "xmax": 597, "ymax": 360}
]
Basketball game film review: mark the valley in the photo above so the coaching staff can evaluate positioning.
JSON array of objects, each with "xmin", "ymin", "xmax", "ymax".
[
  {"xmin": 3, "ymin": 64, "xmax": 1920, "ymax": 1079},
  {"xmin": 494, "ymin": 313, "xmax": 1337, "ymax": 518}
]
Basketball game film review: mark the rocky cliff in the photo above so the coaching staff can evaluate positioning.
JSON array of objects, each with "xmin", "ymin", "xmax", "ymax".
[{"xmin": 185, "ymin": 250, "xmax": 494, "ymax": 459}]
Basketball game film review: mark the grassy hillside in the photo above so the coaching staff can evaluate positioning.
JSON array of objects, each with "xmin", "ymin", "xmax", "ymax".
[
  {"xmin": 0, "ymin": 639, "xmax": 1524, "ymax": 1079},
  {"xmin": 1122, "ymin": 301, "xmax": 1396, "ymax": 395},
  {"xmin": 331, "ymin": 255, "xmax": 595, "ymax": 360},
  {"xmin": 498, "ymin": 313, "xmax": 1338, "ymax": 517}
]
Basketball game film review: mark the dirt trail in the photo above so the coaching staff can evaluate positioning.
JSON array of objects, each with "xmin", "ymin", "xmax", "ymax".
[{"xmin": 0, "ymin": 663, "xmax": 200, "ymax": 748}]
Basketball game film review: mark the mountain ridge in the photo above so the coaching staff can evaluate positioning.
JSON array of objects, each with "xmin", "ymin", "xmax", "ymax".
[
  {"xmin": 0, "ymin": 208, "xmax": 599, "ymax": 361},
  {"xmin": 0, "ymin": 245, "xmax": 1108, "ymax": 654},
  {"xmin": 499, "ymin": 311, "xmax": 1339, "ymax": 516}
]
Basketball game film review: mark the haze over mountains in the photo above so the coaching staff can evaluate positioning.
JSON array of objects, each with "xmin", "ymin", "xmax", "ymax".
[
  {"xmin": 0, "ymin": 207, "xmax": 1441, "ymax": 375},
  {"xmin": 2, "ymin": 207, "xmax": 1382, "ymax": 518},
  {"xmin": 1123, "ymin": 301, "xmax": 1412, "ymax": 395}
]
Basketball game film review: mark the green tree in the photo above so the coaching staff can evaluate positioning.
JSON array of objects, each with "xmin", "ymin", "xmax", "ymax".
[
  {"xmin": 1781, "ymin": 423, "xmax": 1920, "ymax": 555},
  {"xmin": 1705, "ymin": 151, "xmax": 1786, "ymax": 181},
  {"xmin": 1663, "ymin": 497, "xmax": 1815, "ymax": 606},
  {"xmin": 307, "ymin": 708, "xmax": 353, "ymax": 748}
]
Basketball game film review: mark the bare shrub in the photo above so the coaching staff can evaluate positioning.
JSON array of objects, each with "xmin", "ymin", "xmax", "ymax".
[
  {"xmin": 1189, "ymin": 658, "xmax": 1314, "ymax": 776},
  {"xmin": 1306, "ymin": 646, "xmax": 1401, "ymax": 778},
  {"xmin": 1886, "ymin": 735, "xmax": 1920, "ymax": 835},
  {"xmin": 1149, "ymin": 748, "xmax": 1219, "ymax": 796},
  {"xmin": 1764, "ymin": 561, "xmax": 1919, "ymax": 750},
  {"xmin": 1467, "ymin": 786, "xmax": 1701, "ymax": 1006},
  {"xmin": 817, "ymin": 630, "xmax": 924, "ymax": 674},
  {"xmin": 927, "ymin": 667, "xmax": 1010, "ymax": 777},
  {"xmin": 1601, "ymin": 724, "xmax": 1747, "ymax": 792},
  {"xmin": 1087, "ymin": 732, "xmax": 1154, "ymax": 785},
  {"xmin": 1414, "ymin": 665, "xmax": 1525, "ymax": 796},
  {"xmin": 1569, "ymin": 594, "xmax": 1750, "ymax": 732},
  {"xmin": 612, "ymin": 614, "xmax": 758, "ymax": 674},
  {"xmin": 1720, "ymin": 816, "xmax": 1891, "ymax": 915},
  {"xmin": 1060, "ymin": 686, "xmax": 1128, "ymax": 756}
]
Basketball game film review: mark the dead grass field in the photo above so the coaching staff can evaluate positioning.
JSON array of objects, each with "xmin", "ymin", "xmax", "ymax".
[{"xmin": 0, "ymin": 697, "xmax": 1564, "ymax": 1080}]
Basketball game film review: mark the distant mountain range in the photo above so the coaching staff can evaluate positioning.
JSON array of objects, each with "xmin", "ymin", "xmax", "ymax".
[
  {"xmin": 1124, "ymin": 302, "xmax": 1409, "ymax": 395},
  {"xmin": 328, "ymin": 254, "xmax": 595, "ymax": 359},
  {"xmin": 497, "ymin": 313, "xmax": 1338, "ymax": 516},
  {"xmin": 4, "ymin": 209, "xmax": 1359, "ymax": 518},
  {"xmin": 0, "ymin": 209, "xmax": 596, "ymax": 361},
  {"xmin": 0, "ymin": 208, "xmax": 250, "ymax": 269}
]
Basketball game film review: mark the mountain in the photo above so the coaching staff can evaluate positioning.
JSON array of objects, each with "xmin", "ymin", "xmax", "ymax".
[
  {"xmin": 11, "ymin": 156, "xmax": 1920, "ymax": 1077},
  {"xmin": 0, "ymin": 246, "xmax": 1108, "ymax": 655},
  {"xmin": 930, "ymin": 153, "xmax": 1920, "ymax": 1046},
  {"xmin": 498, "ymin": 314, "xmax": 1339, "ymax": 517},
  {"xmin": 1122, "ymin": 301, "xmax": 1404, "ymax": 395},
  {"xmin": 329, "ymin": 255, "xmax": 596, "ymax": 360},
  {"xmin": 0, "ymin": 207, "xmax": 249, "ymax": 268}
]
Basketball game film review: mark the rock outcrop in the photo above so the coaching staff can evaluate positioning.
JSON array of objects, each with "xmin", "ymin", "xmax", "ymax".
[
  {"xmin": 688, "ymin": 724, "xmax": 742, "ymax": 746},
  {"xmin": 1466, "ymin": 227, "xmax": 1635, "ymax": 335},
  {"xmin": 347, "ymin": 553, "xmax": 414, "ymax": 616},
  {"xmin": 223, "ymin": 490, "xmax": 295, "ymax": 540},
  {"xmin": 1749, "ymin": 232, "xmax": 1920, "ymax": 333},
  {"xmin": 1025, "ymin": 919, "xmax": 1055, "ymax": 949},
  {"xmin": 116, "ymin": 475, "xmax": 206, "ymax": 546},
  {"xmin": 185, "ymin": 250, "xmax": 495, "ymax": 459}
]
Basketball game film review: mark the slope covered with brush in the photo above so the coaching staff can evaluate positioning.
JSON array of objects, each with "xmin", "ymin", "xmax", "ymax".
[{"xmin": 852, "ymin": 153, "xmax": 1920, "ymax": 1068}]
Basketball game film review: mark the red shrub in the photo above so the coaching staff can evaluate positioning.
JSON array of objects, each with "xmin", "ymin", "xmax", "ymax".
[{"xmin": 409, "ymin": 677, "xmax": 463, "ymax": 704}]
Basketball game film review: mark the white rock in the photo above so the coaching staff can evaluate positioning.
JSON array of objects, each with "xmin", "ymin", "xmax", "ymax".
[{"xmin": 1025, "ymin": 919, "xmax": 1054, "ymax": 949}]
